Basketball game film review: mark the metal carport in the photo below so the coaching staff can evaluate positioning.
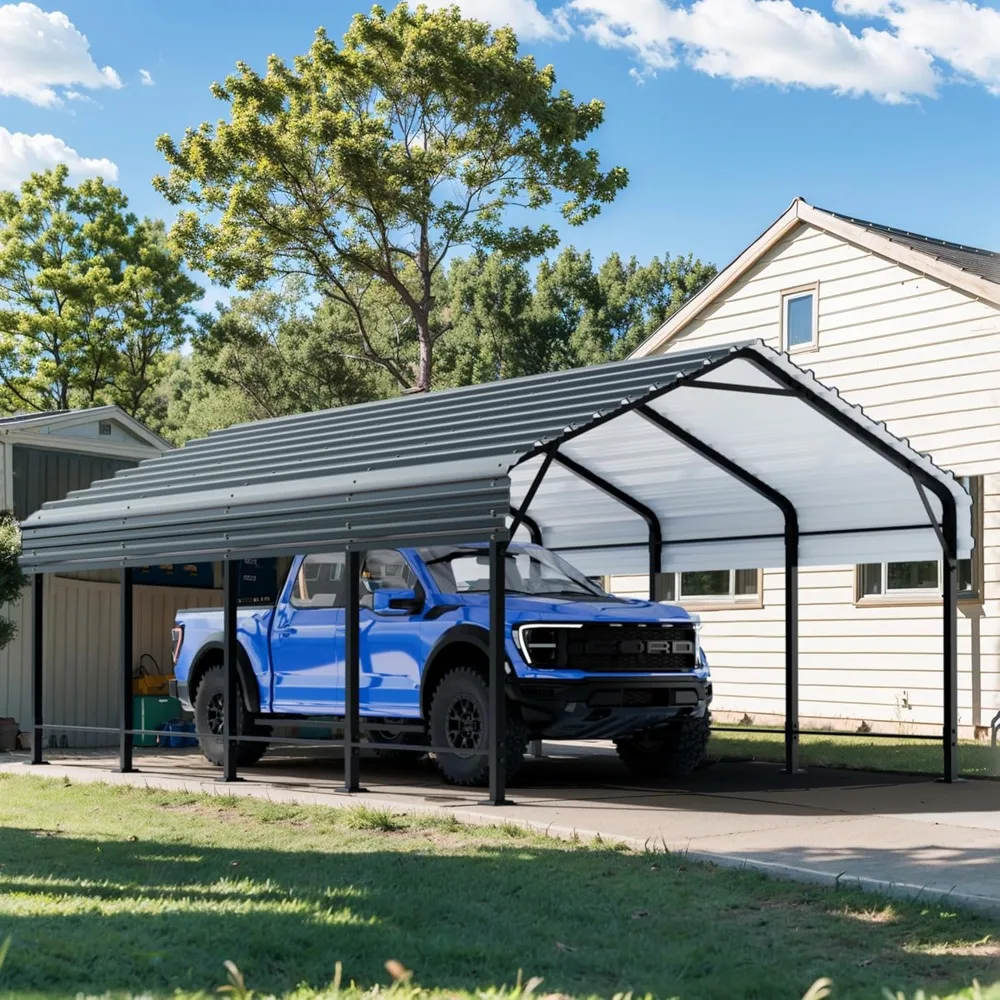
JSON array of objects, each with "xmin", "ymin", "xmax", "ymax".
[{"xmin": 19, "ymin": 341, "xmax": 973, "ymax": 803}]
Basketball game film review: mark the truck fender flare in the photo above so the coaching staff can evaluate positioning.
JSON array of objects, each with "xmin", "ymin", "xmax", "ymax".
[
  {"xmin": 420, "ymin": 624, "xmax": 491, "ymax": 716},
  {"xmin": 189, "ymin": 635, "xmax": 261, "ymax": 714}
]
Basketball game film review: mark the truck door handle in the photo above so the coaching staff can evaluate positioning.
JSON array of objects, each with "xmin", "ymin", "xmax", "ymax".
[{"xmin": 275, "ymin": 627, "xmax": 297, "ymax": 638}]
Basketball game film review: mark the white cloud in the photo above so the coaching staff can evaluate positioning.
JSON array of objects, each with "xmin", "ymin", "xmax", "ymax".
[
  {"xmin": 568, "ymin": 0, "xmax": 940, "ymax": 102},
  {"xmin": 0, "ymin": 128, "xmax": 118, "ymax": 189},
  {"xmin": 835, "ymin": 0, "xmax": 1000, "ymax": 93},
  {"xmin": 0, "ymin": 3, "xmax": 122, "ymax": 107},
  {"xmin": 139, "ymin": 68, "xmax": 154, "ymax": 86},
  {"xmin": 422, "ymin": 0, "xmax": 568, "ymax": 40}
]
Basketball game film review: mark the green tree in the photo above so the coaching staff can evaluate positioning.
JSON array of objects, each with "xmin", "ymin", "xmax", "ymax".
[
  {"xmin": 0, "ymin": 511, "xmax": 26, "ymax": 650},
  {"xmin": 155, "ymin": 2, "xmax": 626, "ymax": 393},
  {"xmin": 193, "ymin": 282, "xmax": 393, "ymax": 420},
  {"xmin": 0, "ymin": 167, "xmax": 201, "ymax": 420}
]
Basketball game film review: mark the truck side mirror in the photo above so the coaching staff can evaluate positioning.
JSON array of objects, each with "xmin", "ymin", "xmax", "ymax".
[{"xmin": 372, "ymin": 587, "xmax": 422, "ymax": 616}]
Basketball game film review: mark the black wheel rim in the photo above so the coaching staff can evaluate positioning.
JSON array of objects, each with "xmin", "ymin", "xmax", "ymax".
[
  {"xmin": 206, "ymin": 692, "xmax": 225, "ymax": 737},
  {"xmin": 446, "ymin": 695, "xmax": 483, "ymax": 754}
]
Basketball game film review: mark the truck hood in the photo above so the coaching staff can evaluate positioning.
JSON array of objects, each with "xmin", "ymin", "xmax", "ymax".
[{"xmin": 440, "ymin": 593, "xmax": 692, "ymax": 624}]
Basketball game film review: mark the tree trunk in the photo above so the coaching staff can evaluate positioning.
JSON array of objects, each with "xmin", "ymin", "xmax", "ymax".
[{"xmin": 416, "ymin": 314, "xmax": 432, "ymax": 393}]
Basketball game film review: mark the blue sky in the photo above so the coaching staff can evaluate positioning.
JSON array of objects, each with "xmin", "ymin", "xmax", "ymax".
[{"xmin": 2, "ymin": 0, "xmax": 1000, "ymax": 301}]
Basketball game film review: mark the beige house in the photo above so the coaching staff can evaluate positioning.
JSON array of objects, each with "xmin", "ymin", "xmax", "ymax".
[{"xmin": 614, "ymin": 198, "xmax": 1000, "ymax": 740}]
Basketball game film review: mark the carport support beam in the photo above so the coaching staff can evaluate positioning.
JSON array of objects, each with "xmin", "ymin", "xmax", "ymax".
[
  {"xmin": 634, "ymin": 404, "xmax": 801, "ymax": 773},
  {"xmin": 343, "ymin": 548, "xmax": 362, "ymax": 793},
  {"xmin": 942, "ymin": 501, "xmax": 959, "ymax": 782},
  {"xmin": 29, "ymin": 573, "xmax": 47, "ymax": 766},
  {"xmin": 551, "ymin": 452, "xmax": 662, "ymax": 600},
  {"xmin": 488, "ymin": 538, "xmax": 510, "ymax": 806},
  {"xmin": 116, "ymin": 567, "xmax": 137, "ymax": 773},
  {"xmin": 220, "ymin": 559, "xmax": 241, "ymax": 783}
]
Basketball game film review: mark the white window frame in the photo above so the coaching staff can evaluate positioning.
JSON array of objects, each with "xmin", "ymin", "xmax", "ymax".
[
  {"xmin": 781, "ymin": 283, "xmax": 819, "ymax": 353},
  {"xmin": 658, "ymin": 568, "xmax": 762, "ymax": 609},
  {"xmin": 856, "ymin": 475, "xmax": 982, "ymax": 606}
]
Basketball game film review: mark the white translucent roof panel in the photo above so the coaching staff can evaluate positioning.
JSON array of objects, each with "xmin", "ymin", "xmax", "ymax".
[{"xmin": 510, "ymin": 346, "xmax": 973, "ymax": 574}]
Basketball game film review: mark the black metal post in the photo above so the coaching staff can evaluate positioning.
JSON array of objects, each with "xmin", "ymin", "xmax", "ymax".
[
  {"xmin": 551, "ymin": 451, "xmax": 662, "ymax": 600},
  {"xmin": 784, "ymin": 522, "xmax": 800, "ymax": 774},
  {"xmin": 509, "ymin": 451, "xmax": 554, "ymax": 540},
  {"xmin": 29, "ymin": 574, "xmax": 47, "ymax": 765},
  {"xmin": 220, "ymin": 558, "xmax": 241, "ymax": 783},
  {"xmin": 116, "ymin": 567, "xmax": 137, "ymax": 773},
  {"xmin": 942, "ymin": 498, "xmax": 959, "ymax": 782},
  {"xmin": 511, "ymin": 506, "xmax": 543, "ymax": 546},
  {"xmin": 634, "ymin": 404, "xmax": 802, "ymax": 772},
  {"xmin": 487, "ymin": 537, "xmax": 509, "ymax": 805},
  {"xmin": 343, "ymin": 548, "xmax": 362, "ymax": 793}
]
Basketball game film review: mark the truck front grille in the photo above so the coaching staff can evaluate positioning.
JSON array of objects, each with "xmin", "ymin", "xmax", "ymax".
[{"xmin": 519, "ymin": 622, "xmax": 697, "ymax": 673}]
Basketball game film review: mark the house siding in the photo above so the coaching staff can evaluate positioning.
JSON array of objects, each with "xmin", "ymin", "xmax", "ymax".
[{"xmin": 614, "ymin": 222, "xmax": 1000, "ymax": 739}]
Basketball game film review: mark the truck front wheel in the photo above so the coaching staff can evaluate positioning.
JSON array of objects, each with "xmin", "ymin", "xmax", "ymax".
[
  {"xmin": 614, "ymin": 715, "xmax": 710, "ymax": 779},
  {"xmin": 429, "ymin": 666, "xmax": 527, "ymax": 786},
  {"xmin": 193, "ymin": 664, "xmax": 270, "ymax": 768}
]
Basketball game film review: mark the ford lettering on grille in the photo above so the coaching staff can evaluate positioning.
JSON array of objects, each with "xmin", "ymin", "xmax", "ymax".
[{"xmin": 521, "ymin": 623, "xmax": 698, "ymax": 672}]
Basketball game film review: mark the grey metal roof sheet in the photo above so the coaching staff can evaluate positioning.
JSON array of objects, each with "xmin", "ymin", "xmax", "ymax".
[
  {"xmin": 19, "ymin": 341, "xmax": 973, "ymax": 574},
  {"xmin": 818, "ymin": 207, "xmax": 1000, "ymax": 285}
]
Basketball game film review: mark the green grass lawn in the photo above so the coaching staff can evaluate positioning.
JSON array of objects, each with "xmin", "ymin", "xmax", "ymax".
[
  {"xmin": 708, "ymin": 729, "xmax": 998, "ymax": 777},
  {"xmin": 0, "ymin": 775, "xmax": 998, "ymax": 1000}
]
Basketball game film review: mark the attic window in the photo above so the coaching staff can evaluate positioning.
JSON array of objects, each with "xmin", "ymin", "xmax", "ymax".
[
  {"xmin": 782, "ymin": 286, "xmax": 818, "ymax": 352},
  {"xmin": 98, "ymin": 421, "xmax": 112, "ymax": 436}
]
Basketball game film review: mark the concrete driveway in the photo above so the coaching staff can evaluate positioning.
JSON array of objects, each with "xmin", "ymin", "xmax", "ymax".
[{"xmin": 3, "ymin": 743, "xmax": 1000, "ymax": 916}]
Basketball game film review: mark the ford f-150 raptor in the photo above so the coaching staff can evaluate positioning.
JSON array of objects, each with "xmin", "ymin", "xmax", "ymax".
[{"xmin": 170, "ymin": 543, "xmax": 712, "ymax": 785}]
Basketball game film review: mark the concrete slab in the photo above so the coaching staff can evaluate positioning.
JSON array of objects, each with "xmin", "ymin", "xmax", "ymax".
[{"xmin": 3, "ymin": 745, "xmax": 1000, "ymax": 917}]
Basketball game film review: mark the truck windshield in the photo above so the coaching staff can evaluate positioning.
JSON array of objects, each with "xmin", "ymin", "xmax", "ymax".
[{"xmin": 417, "ymin": 544, "xmax": 609, "ymax": 598}]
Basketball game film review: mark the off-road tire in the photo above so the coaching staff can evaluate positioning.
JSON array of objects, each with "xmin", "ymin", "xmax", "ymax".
[
  {"xmin": 615, "ymin": 714, "xmax": 711, "ymax": 779},
  {"xmin": 193, "ymin": 664, "xmax": 270, "ymax": 768},
  {"xmin": 429, "ymin": 666, "xmax": 527, "ymax": 786}
]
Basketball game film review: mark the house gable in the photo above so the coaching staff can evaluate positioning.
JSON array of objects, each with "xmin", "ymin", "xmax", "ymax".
[
  {"xmin": 632, "ymin": 199, "xmax": 1000, "ymax": 359},
  {"xmin": 0, "ymin": 406, "xmax": 168, "ymax": 459},
  {"xmin": 629, "ymin": 207, "xmax": 1000, "ymax": 475}
]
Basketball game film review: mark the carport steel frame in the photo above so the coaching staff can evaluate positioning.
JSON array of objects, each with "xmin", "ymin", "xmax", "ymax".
[{"xmin": 25, "ymin": 347, "xmax": 963, "ymax": 799}]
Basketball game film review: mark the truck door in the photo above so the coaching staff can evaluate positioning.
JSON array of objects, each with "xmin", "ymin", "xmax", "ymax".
[
  {"xmin": 354, "ymin": 549, "xmax": 425, "ymax": 717},
  {"xmin": 269, "ymin": 553, "xmax": 345, "ymax": 714}
]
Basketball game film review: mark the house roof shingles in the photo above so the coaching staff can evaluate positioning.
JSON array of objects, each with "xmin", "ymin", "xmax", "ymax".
[{"xmin": 817, "ymin": 207, "xmax": 1000, "ymax": 286}]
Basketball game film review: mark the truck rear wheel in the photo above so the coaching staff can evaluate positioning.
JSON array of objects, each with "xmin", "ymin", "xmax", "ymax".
[
  {"xmin": 614, "ymin": 715, "xmax": 710, "ymax": 779},
  {"xmin": 193, "ymin": 664, "xmax": 270, "ymax": 768},
  {"xmin": 429, "ymin": 666, "xmax": 527, "ymax": 786}
]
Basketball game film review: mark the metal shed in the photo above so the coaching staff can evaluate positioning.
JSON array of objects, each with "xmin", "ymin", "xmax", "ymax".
[{"xmin": 20, "ymin": 341, "xmax": 973, "ymax": 802}]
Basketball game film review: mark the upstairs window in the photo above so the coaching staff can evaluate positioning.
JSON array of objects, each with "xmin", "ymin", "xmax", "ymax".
[{"xmin": 782, "ymin": 286, "xmax": 817, "ymax": 351}]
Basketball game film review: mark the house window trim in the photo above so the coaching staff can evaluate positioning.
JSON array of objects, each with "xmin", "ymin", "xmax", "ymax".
[
  {"xmin": 854, "ymin": 476, "xmax": 984, "ymax": 608},
  {"xmin": 781, "ymin": 282, "xmax": 819, "ymax": 354},
  {"xmin": 657, "ymin": 568, "xmax": 764, "ymax": 611}
]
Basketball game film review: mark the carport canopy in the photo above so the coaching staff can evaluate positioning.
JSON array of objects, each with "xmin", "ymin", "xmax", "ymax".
[{"xmin": 18, "ymin": 340, "xmax": 974, "ymax": 788}]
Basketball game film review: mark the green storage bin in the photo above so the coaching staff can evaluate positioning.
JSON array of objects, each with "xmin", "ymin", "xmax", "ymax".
[{"xmin": 133, "ymin": 695, "xmax": 181, "ymax": 746}]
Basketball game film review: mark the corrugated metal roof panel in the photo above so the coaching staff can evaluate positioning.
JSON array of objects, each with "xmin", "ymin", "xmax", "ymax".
[{"xmin": 20, "ymin": 341, "xmax": 973, "ymax": 575}]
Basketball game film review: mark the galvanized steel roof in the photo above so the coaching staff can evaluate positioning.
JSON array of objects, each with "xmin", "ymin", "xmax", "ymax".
[{"xmin": 20, "ymin": 341, "xmax": 972, "ymax": 574}]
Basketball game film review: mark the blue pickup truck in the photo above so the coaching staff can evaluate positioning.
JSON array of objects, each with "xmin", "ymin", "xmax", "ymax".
[{"xmin": 170, "ymin": 543, "xmax": 712, "ymax": 785}]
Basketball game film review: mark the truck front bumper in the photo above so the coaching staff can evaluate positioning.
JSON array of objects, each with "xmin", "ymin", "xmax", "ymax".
[{"xmin": 507, "ymin": 675, "xmax": 712, "ymax": 741}]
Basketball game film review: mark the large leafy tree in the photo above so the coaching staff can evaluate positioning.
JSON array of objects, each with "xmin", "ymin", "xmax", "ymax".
[
  {"xmin": 154, "ymin": 2, "xmax": 627, "ymax": 393},
  {"xmin": 0, "ymin": 167, "xmax": 201, "ymax": 420},
  {"xmin": 193, "ymin": 281, "xmax": 393, "ymax": 420}
]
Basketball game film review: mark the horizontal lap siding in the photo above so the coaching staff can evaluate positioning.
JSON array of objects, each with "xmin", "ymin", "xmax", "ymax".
[
  {"xmin": 0, "ymin": 578, "xmax": 222, "ymax": 747},
  {"xmin": 615, "ymin": 223, "xmax": 1000, "ymax": 736}
]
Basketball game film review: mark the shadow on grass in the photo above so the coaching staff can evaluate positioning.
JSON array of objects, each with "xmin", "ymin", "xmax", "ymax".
[{"xmin": 0, "ymin": 821, "xmax": 995, "ymax": 1000}]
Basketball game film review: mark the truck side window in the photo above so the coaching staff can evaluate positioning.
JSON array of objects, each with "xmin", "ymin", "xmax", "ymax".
[
  {"xmin": 360, "ymin": 550, "xmax": 423, "ymax": 609},
  {"xmin": 361, "ymin": 550, "xmax": 418, "ymax": 593},
  {"xmin": 291, "ymin": 553, "xmax": 346, "ymax": 609}
]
